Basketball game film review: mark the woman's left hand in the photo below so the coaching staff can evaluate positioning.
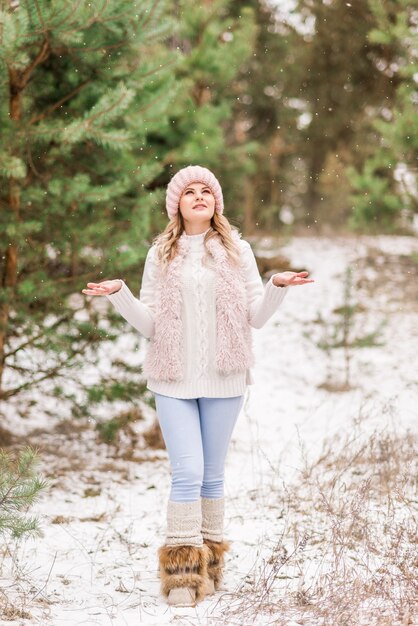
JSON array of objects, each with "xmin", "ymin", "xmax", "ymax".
[{"xmin": 272, "ymin": 270, "xmax": 315, "ymax": 287}]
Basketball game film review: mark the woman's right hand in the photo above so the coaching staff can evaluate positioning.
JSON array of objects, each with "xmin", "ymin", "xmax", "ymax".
[{"xmin": 82, "ymin": 280, "xmax": 122, "ymax": 296}]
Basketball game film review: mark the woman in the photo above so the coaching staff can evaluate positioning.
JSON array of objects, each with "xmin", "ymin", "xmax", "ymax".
[{"xmin": 82, "ymin": 165, "xmax": 314, "ymax": 607}]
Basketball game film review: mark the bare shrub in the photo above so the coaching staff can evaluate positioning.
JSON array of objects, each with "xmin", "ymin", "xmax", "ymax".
[{"xmin": 217, "ymin": 408, "xmax": 418, "ymax": 626}]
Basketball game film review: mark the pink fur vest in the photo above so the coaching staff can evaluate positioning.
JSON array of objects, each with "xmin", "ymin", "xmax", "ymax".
[{"xmin": 142, "ymin": 229, "xmax": 255, "ymax": 382}]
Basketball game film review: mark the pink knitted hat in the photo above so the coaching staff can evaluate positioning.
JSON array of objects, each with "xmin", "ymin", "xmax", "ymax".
[{"xmin": 166, "ymin": 165, "xmax": 224, "ymax": 219}]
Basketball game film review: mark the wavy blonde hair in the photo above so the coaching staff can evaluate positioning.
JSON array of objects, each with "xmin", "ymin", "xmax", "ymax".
[{"xmin": 151, "ymin": 209, "xmax": 241, "ymax": 273}]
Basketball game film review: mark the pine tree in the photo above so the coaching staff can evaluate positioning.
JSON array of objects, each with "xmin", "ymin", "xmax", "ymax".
[
  {"xmin": 0, "ymin": 446, "xmax": 48, "ymax": 540},
  {"xmin": 221, "ymin": 0, "xmax": 402, "ymax": 232},
  {"xmin": 288, "ymin": 0, "xmax": 399, "ymax": 227},
  {"xmin": 348, "ymin": 0, "xmax": 418, "ymax": 231},
  {"xmin": 0, "ymin": 1, "xmax": 178, "ymax": 412},
  {"xmin": 158, "ymin": 0, "xmax": 259, "ymax": 226},
  {"xmin": 228, "ymin": 0, "xmax": 299, "ymax": 235}
]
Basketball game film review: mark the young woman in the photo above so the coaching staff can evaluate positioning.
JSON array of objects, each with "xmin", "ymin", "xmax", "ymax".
[{"xmin": 82, "ymin": 165, "xmax": 314, "ymax": 607}]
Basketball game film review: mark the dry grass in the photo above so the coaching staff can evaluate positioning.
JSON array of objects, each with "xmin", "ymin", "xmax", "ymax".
[
  {"xmin": 142, "ymin": 418, "xmax": 165, "ymax": 450},
  {"xmin": 0, "ymin": 598, "xmax": 32, "ymax": 621},
  {"xmin": 0, "ymin": 543, "xmax": 51, "ymax": 623},
  {"xmin": 215, "ymin": 407, "xmax": 418, "ymax": 626}
]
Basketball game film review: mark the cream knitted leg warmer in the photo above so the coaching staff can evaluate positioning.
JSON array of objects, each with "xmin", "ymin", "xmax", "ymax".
[
  {"xmin": 201, "ymin": 496, "xmax": 224, "ymax": 542},
  {"xmin": 165, "ymin": 499, "xmax": 203, "ymax": 547},
  {"xmin": 158, "ymin": 499, "xmax": 210, "ymax": 606},
  {"xmin": 201, "ymin": 497, "xmax": 231, "ymax": 593}
]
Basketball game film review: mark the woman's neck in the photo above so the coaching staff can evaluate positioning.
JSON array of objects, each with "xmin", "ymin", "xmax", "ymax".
[{"xmin": 182, "ymin": 226, "xmax": 211, "ymax": 237}]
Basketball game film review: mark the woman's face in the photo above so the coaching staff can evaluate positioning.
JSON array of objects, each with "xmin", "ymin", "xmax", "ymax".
[{"xmin": 178, "ymin": 182, "xmax": 215, "ymax": 229}]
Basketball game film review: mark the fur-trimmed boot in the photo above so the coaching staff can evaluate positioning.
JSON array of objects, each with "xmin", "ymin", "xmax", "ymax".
[
  {"xmin": 158, "ymin": 499, "xmax": 210, "ymax": 607},
  {"xmin": 201, "ymin": 496, "xmax": 231, "ymax": 595},
  {"xmin": 158, "ymin": 543, "xmax": 211, "ymax": 606}
]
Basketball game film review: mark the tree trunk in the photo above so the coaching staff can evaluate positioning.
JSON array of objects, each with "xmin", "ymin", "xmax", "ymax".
[
  {"xmin": 243, "ymin": 176, "xmax": 256, "ymax": 236},
  {"xmin": 0, "ymin": 42, "xmax": 49, "ymax": 395},
  {"xmin": 0, "ymin": 76, "xmax": 22, "ymax": 395},
  {"xmin": 269, "ymin": 133, "xmax": 286, "ymax": 230},
  {"xmin": 304, "ymin": 149, "xmax": 326, "ymax": 228}
]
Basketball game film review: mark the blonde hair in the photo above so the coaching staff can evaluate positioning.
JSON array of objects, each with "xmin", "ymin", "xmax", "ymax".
[{"xmin": 151, "ymin": 210, "xmax": 241, "ymax": 273}]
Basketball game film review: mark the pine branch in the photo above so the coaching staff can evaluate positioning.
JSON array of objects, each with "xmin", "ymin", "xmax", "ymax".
[
  {"xmin": 0, "ymin": 475, "xmax": 21, "ymax": 509},
  {"xmin": 56, "ymin": 40, "xmax": 126, "ymax": 55},
  {"xmin": 8, "ymin": 37, "xmax": 49, "ymax": 91},
  {"xmin": 28, "ymin": 79, "xmax": 91, "ymax": 125},
  {"xmin": 19, "ymin": 0, "xmax": 91, "ymax": 40},
  {"xmin": 59, "ymin": 84, "xmax": 135, "ymax": 144},
  {"xmin": 46, "ymin": 4, "xmax": 137, "ymax": 41},
  {"xmin": 139, "ymin": 90, "xmax": 174, "ymax": 116},
  {"xmin": 0, "ymin": 339, "xmax": 92, "ymax": 400},
  {"xmin": 141, "ymin": 0, "xmax": 162, "ymax": 31},
  {"xmin": 0, "ymin": 446, "xmax": 48, "ymax": 540},
  {"xmin": 88, "ymin": 88, "xmax": 132, "ymax": 125},
  {"xmin": 3, "ymin": 312, "xmax": 73, "ymax": 360},
  {"xmin": 137, "ymin": 57, "xmax": 178, "ymax": 79},
  {"xmin": 32, "ymin": 0, "xmax": 49, "ymax": 39},
  {"xmin": 17, "ymin": 2, "xmax": 132, "ymax": 50}
]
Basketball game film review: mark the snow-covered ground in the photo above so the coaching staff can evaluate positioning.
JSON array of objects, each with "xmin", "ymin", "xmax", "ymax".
[{"xmin": 1, "ymin": 234, "xmax": 417, "ymax": 625}]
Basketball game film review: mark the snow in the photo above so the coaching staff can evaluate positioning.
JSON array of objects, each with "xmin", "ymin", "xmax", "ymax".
[{"xmin": 1, "ymin": 234, "xmax": 417, "ymax": 625}]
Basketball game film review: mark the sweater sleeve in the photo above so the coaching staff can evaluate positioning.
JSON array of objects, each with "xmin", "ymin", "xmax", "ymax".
[
  {"xmin": 105, "ymin": 246, "xmax": 156, "ymax": 339},
  {"xmin": 240, "ymin": 239, "xmax": 289, "ymax": 329}
]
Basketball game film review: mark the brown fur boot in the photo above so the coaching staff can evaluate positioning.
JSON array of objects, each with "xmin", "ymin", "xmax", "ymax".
[
  {"xmin": 158, "ymin": 543, "xmax": 211, "ymax": 606},
  {"xmin": 203, "ymin": 538, "xmax": 230, "ymax": 593}
]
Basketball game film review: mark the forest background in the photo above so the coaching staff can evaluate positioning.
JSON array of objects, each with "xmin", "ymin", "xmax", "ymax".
[
  {"xmin": 1, "ymin": 0, "xmax": 416, "ymax": 415},
  {"xmin": 0, "ymin": 2, "xmax": 417, "ymax": 623}
]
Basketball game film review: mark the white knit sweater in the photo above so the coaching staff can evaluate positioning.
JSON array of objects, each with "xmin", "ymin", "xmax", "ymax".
[{"xmin": 106, "ymin": 228, "xmax": 289, "ymax": 398}]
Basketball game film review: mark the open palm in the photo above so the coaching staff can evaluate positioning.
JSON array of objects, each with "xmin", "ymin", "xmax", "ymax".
[
  {"xmin": 82, "ymin": 280, "xmax": 122, "ymax": 296},
  {"xmin": 272, "ymin": 271, "xmax": 314, "ymax": 287}
]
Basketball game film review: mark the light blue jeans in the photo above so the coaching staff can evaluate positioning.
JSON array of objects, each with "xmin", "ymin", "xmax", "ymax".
[{"xmin": 153, "ymin": 393, "xmax": 245, "ymax": 502}]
